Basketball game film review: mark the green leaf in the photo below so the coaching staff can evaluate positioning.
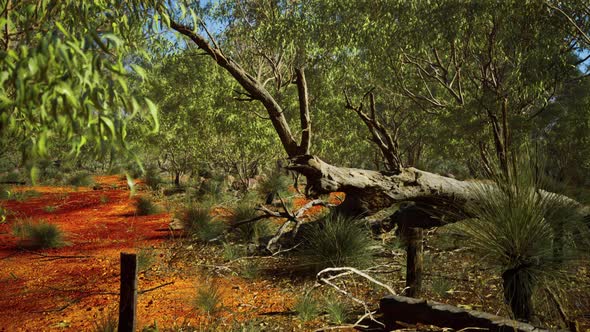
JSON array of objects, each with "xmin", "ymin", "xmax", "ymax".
[
  {"xmin": 130, "ymin": 64, "xmax": 146, "ymax": 80},
  {"xmin": 145, "ymin": 98, "xmax": 159, "ymax": 133}
]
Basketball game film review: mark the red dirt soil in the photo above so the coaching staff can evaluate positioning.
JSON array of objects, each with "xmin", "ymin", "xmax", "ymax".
[{"xmin": 0, "ymin": 176, "xmax": 294, "ymax": 331}]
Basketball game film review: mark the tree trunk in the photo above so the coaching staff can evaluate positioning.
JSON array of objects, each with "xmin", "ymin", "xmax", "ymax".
[
  {"xmin": 403, "ymin": 227, "xmax": 423, "ymax": 297},
  {"xmin": 502, "ymin": 267, "xmax": 534, "ymax": 322},
  {"xmin": 174, "ymin": 172, "xmax": 180, "ymax": 186}
]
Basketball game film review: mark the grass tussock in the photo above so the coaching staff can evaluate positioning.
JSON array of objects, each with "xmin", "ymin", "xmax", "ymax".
[
  {"xmin": 324, "ymin": 296, "xmax": 349, "ymax": 324},
  {"xmin": 66, "ymin": 171, "xmax": 95, "ymax": 187},
  {"xmin": 182, "ymin": 205, "xmax": 225, "ymax": 241},
  {"xmin": 193, "ymin": 282, "xmax": 222, "ymax": 314},
  {"xmin": 143, "ymin": 166, "xmax": 163, "ymax": 191},
  {"xmin": 298, "ymin": 212, "xmax": 375, "ymax": 271},
  {"xmin": 258, "ymin": 171, "xmax": 291, "ymax": 204},
  {"xmin": 12, "ymin": 219, "xmax": 66, "ymax": 249},
  {"xmin": 135, "ymin": 196, "xmax": 160, "ymax": 216},
  {"xmin": 294, "ymin": 293, "xmax": 319, "ymax": 322},
  {"xmin": 229, "ymin": 200, "xmax": 272, "ymax": 243}
]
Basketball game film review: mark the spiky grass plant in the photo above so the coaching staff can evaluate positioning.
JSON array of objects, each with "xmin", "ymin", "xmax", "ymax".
[
  {"xmin": 143, "ymin": 165, "xmax": 163, "ymax": 191},
  {"xmin": 229, "ymin": 201, "xmax": 272, "ymax": 243},
  {"xmin": 458, "ymin": 152, "xmax": 588, "ymax": 321},
  {"xmin": 197, "ymin": 175, "xmax": 229, "ymax": 204},
  {"xmin": 182, "ymin": 205, "xmax": 225, "ymax": 242},
  {"xmin": 137, "ymin": 248, "xmax": 155, "ymax": 272},
  {"xmin": 294, "ymin": 293, "xmax": 319, "ymax": 322},
  {"xmin": 222, "ymin": 242, "xmax": 244, "ymax": 261},
  {"xmin": 12, "ymin": 219, "xmax": 66, "ymax": 248},
  {"xmin": 92, "ymin": 311, "xmax": 118, "ymax": 332},
  {"xmin": 135, "ymin": 196, "xmax": 160, "ymax": 216},
  {"xmin": 66, "ymin": 171, "xmax": 95, "ymax": 187},
  {"xmin": 431, "ymin": 277, "xmax": 452, "ymax": 297},
  {"xmin": 194, "ymin": 282, "xmax": 222, "ymax": 314},
  {"xmin": 324, "ymin": 296, "xmax": 349, "ymax": 324},
  {"xmin": 0, "ymin": 185, "xmax": 11, "ymax": 199},
  {"xmin": 299, "ymin": 212, "xmax": 375, "ymax": 271},
  {"xmin": 258, "ymin": 170, "xmax": 291, "ymax": 204}
]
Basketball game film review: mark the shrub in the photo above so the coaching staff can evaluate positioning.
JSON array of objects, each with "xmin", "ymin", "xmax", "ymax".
[
  {"xmin": 0, "ymin": 185, "xmax": 11, "ymax": 199},
  {"xmin": 137, "ymin": 248, "xmax": 155, "ymax": 272},
  {"xmin": 66, "ymin": 171, "xmax": 95, "ymax": 187},
  {"xmin": 12, "ymin": 219, "xmax": 66, "ymax": 248},
  {"xmin": 458, "ymin": 152, "xmax": 589, "ymax": 321},
  {"xmin": 324, "ymin": 296, "xmax": 349, "ymax": 324},
  {"xmin": 43, "ymin": 205, "xmax": 57, "ymax": 213},
  {"xmin": 92, "ymin": 311, "xmax": 117, "ymax": 332},
  {"xmin": 299, "ymin": 212, "xmax": 375, "ymax": 271},
  {"xmin": 222, "ymin": 242, "xmax": 244, "ymax": 261},
  {"xmin": 143, "ymin": 166, "xmax": 163, "ymax": 191},
  {"xmin": 431, "ymin": 277, "xmax": 452, "ymax": 297},
  {"xmin": 193, "ymin": 282, "xmax": 222, "ymax": 314},
  {"xmin": 99, "ymin": 195, "xmax": 110, "ymax": 204},
  {"xmin": 240, "ymin": 260, "xmax": 260, "ymax": 280},
  {"xmin": 294, "ymin": 293, "xmax": 318, "ymax": 322},
  {"xmin": 258, "ymin": 171, "xmax": 291, "ymax": 204},
  {"xmin": 10, "ymin": 190, "xmax": 40, "ymax": 201},
  {"xmin": 135, "ymin": 196, "xmax": 160, "ymax": 216},
  {"xmin": 182, "ymin": 205, "xmax": 225, "ymax": 241},
  {"xmin": 229, "ymin": 201, "xmax": 271, "ymax": 243},
  {"xmin": 197, "ymin": 175, "xmax": 229, "ymax": 204},
  {"xmin": 1, "ymin": 170, "xmax": 24, "ymax": 184}
]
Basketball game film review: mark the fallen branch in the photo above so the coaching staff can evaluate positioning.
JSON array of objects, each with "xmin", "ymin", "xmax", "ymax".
[{"xmin": 138, "ymin": 281, "xmax": 174, "ymax": 295}]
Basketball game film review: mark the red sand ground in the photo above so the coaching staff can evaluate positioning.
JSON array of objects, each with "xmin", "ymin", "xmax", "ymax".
[{"xmin": 0, "ymin": 176, "xmax": 295, "ymax": 331}]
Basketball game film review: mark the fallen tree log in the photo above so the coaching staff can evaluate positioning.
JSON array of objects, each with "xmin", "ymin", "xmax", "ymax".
[
  {"xmin": 287, "ymin": 155, "xmax": 590, "ymax": 227},
  {"xmin": 379, "ymin": 295, "xmax": 567, "ymax": 332}
]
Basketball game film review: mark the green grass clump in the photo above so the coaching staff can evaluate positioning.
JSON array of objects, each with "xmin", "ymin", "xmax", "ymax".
[
  {"xmin": 431, "ymin": 277, "xmax": 452, "ymax": 297},
  {"xmin": 92, "ymin": 311, "xmax": 117, "ymax": 332},
  {"xmin": 0, "ymin": 171, "xmax": 23, "ymax": 184},
  {"xmin": 66, "ymin": 171, "xmax": 95, "ymax": 187},
  {"xmin": 299, "ymin": 212, "xmax": 375, "ymax": 271},
  {"xmin": 135, "ymin": 196, "xmax": 160, "ymax": 216},
  {"xmin": 12, "ymin": 219, "xmax": 66, "ymax": 248},
  {"xmin": 99, "ymin": 195, "xmax": 110, "ymax": 204},
  {"xmin": 182, "ymin": 205, "xmax": 225, "ymax": 241},
  {"xmin": 240, "ymin": 260, "xmax": 261, "ymax": 280},
  {"xmin": 10, "ymin": 190, "xmax": 41, "ymax": 201},
  {"xmin": 324, "ymin": 296, "xmax": 349, "ymax": 324},
  {"xmin": 194, "ymin": 282, "xmax": 222, "ymax": 314},
  {"xmin": 222, "ymin": 242, "xmax": 244, "ymax": 261},
  {"xmin": 229, "ymin": 201, "xmax": 271, "ymax": 243},
  {"xmin": 258, "ymin": 171, "xmax": 291, "ymax": 204},
  {"xmin": 137, "ymin": 248, "xmax": 155, "ymax": 272},
  {"xmin": 43, "ymin": 205, "xmax": 57, "ymax": 213},
  {"xmin": 143, "ymin": 166, "xmax": 163, "ymax": 191},
  {"xmin": 197, "ymin": 176, "xmax": 229, "ymax": 204},
  {"xmin": 294, "ymin": 293, "xmax": 319, "ymax": 322},
  {"xmin": 0, "ymin": 185, "xmax": 11, "ymax": 200}
]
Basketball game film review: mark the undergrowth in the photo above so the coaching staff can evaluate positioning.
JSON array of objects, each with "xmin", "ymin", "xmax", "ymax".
[
  {"xmin": 135, "ymin": 196, "xmax": 160, "ymax": 216},
  {"xmin": 182, "ymin": 205, "xmax": 225, "ymax": 241},
  {"xmin": 299, "ymin": 212, "xmax": 375, "ymax": 271},
  {"xmin": 12, "ymin": 219, "xmax": 66, "ymax": 248}
]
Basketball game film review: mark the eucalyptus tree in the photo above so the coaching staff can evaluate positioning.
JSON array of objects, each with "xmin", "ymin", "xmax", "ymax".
[
  {"xmin": 139, "ymin": 49, "xmax": 282, "ymax": 186},
  {"xmin": 0, "ymin": 0, "xmax": 159, "ymax": 179},
  {"xmin": 159, "ymin": 1, "xmax": 590, "ymax": 304}
]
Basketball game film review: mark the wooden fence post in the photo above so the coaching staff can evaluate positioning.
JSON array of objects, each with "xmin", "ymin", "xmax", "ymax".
[{"xmin": 118, "ymin": 252, "xmax": 138, "ymax": 332}]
